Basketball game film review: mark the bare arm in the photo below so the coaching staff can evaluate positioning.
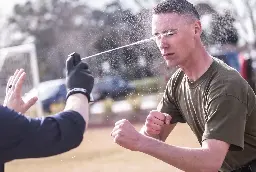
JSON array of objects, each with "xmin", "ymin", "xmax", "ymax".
[
  {"xmin": 64, "ymin": 93, "xmax": 89, "ymax": 129},
  {"xmin": 113, "ymin": 120, "xmax": 229, "ymax": 172},
  {"xmin": 139, "ymin": 137, "xmax": 229, "ymax": 172}
]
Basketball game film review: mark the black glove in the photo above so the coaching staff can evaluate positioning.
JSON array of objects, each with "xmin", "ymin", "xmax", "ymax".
[{"xmin": 65, "ymin": 52, "xmax": 94, "ymax": 101}]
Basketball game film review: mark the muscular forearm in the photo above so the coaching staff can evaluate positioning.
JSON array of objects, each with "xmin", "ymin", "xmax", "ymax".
[
  {"xmin": 139, "ymin": 136, "xmax": 218, "ymax": 172},
  {"xmin": 64, "ymin": 93, "xmax": 89, "ymax": 129}
]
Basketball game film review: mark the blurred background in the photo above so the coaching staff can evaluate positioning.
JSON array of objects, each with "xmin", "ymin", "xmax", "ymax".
[{"xmin": 0, "ymin": 0, "xmax": 256, "ymax": 171}]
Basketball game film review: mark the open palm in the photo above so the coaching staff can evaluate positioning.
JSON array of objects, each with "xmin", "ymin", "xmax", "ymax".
[{"xmin": 4, "ymin": 69, "xmax": 38, "ymax": 114}]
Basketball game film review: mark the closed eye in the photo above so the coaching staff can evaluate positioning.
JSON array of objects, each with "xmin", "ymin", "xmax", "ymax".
[
  {"xmin": 153, "ymin": 33, "xmax": 160, "ymax": 37},
  {"xmin": 162, "ymin": 30, "xmax": 177, "ymax": 37},
  {"xmin": 152, "ymin": 29, "xmax": 178, "ymax": 39}
]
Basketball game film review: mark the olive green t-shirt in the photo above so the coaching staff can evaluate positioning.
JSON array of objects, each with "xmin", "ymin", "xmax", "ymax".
[{"xmin": 157, "ymin": 57, "xmax": 256, "ymax": 172}]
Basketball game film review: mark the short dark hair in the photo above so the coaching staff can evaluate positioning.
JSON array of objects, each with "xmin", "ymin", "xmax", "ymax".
[{"xmin": 153, "ymin": 0, "xmax": 200, "ymax": 20}]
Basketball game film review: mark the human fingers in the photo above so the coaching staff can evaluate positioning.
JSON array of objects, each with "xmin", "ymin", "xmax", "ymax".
[
  {"xmin": 6, "ymin": 69, "xmax": 19, "ymax": 91},
  {"xmin": 22, "ymin": 97, "xmax": 38, "ymax": 113},
  {"xmin": 149, "ymin": 110, "xmax": 166, "ymax": 121},
  {"xmin": 114, "ymin": 119, "xmax": 128, "ymax": 127},
  {"xmin": 66, "ymin": 52, "xmax": 81, "ymax": 72},
  {"xmin": 111, "ymin": 125, "xmax": 124, "ymax": 137},
  {"xmin": 14, "ymin": 72, "xmax": 26, "ymax": 97},
  {"xmin": 6, "ymin": 76, "xmax": 14, "ymax": 93},
  {"xmin": 146, "ymin": 113, "xmax": 165, "ymax": 126},
  {"xmin": 11, "ymin": 69, "xmax": 24, "ymax": 90},
  {"xmin": 144, "ymin": 126, "xmax": 161, "ymax": 135},
  {"xmin": 145, "ymin": 120, "xmax": 162, "ymax": 131},
  {"xmin": 163, "ymin": 113, "xmax": 172, "ymax": 125}
]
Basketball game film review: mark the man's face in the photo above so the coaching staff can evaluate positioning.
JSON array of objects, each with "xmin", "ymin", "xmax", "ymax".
[{"xmin": 152, "ymin": 13, "xmax": 200, "ymax": 67}]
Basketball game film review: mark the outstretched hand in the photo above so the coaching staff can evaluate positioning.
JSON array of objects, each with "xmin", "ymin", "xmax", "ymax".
[{"xmin": 4, "ymin": 69, "xmax": 38, "ymax": 114}]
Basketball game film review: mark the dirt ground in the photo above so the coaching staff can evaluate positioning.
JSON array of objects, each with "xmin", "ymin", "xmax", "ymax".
[{"xmin": 6, "ymin": 123, "xmax": 200, "ymax": 172}]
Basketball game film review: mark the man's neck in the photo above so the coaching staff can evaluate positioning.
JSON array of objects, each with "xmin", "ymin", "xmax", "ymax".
[{"xmin": 179, "ymin": 49, "xmax": 213, "ymax": 82}]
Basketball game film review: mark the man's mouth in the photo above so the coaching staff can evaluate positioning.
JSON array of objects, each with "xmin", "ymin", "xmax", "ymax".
[{"xmin": 162, "ymin": 53, "xmax": 175, "ymax": 59}]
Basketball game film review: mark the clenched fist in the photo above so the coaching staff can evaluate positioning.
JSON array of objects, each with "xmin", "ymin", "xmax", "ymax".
[
  {"xmin": 142, "ymin": 110, "xmax": 172, "ymax": 137},
  {"xmin": 111, "ymin": 119, "xmax": 144, "ymax": 151}
]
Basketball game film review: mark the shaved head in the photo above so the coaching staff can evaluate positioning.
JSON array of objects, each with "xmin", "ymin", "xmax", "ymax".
[{"xmin": 153, "ymin": 0, "xmax": 200, "ymax": 22}]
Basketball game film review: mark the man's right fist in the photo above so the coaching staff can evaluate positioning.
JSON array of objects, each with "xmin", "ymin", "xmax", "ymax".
[
  {"xmin": 143, "ymin": 110, "xmax": 172, "ymax": 136},
  {"xmin": 66, "ymin": 52, "xmax": 94, "ymax": 101}
]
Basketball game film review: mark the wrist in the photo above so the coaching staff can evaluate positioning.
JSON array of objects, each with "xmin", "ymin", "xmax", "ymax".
[
  {"xmin": 65, "ymin": 93, "xmax": 89, "ymax": 127},
  {"xmin": 66, "ymin": 88, "xmax": 92, "ymax": 102},
  {"xmin": 137, "ymin": 134, "xmax": 154, "ymax": 152},
  {"xmin": 140, "ymin": 125, "xmax": 150, "ymax": 136},
  {"xmin": 67, "ymin": 93, "xmax": 88, "ymax": 102},
  {"xmin": 141, "ymin": 125, "xmax": 161, "ymax": 140}
]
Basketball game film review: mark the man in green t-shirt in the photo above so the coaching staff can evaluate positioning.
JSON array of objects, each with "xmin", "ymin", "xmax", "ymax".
[{"xmin": 111, "ymin": 0, "xmax": 256, "ymax": 171}]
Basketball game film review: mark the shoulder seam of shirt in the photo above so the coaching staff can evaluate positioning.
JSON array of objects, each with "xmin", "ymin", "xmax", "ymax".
[{"xmin": 208, "ymin": 94, "xmax": 247, "ymax": 108}]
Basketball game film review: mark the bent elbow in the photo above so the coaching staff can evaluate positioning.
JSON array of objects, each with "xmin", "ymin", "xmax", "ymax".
[
  {"xmin": 53, "ymin": 130, "xmax": 85, "ymax": 156},
  {"xmin": 58, "ymin": 124, "xmax": 85, "ymax": 152},
  {"xmin": 67, "ymin": 131, "xmax": 84, "ymax": 150},
  {"xmin": 73, "ymin": 133, "xmax": 84, "ymax": 148}
]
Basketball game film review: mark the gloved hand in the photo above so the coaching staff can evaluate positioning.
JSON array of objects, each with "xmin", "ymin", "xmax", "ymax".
[{"xmin": 65, "ymin": 52, "xmax": 94, "ymax": 101}]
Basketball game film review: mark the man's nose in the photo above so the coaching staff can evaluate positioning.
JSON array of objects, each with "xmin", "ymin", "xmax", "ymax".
[{"xmin": 157, "ymin": 36, "xmax": 169, "ymax": 49}]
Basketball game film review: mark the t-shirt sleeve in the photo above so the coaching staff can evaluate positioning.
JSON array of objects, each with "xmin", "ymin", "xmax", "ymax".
[
  {"xmin": 157, "ymin": 80, "xmax": 185, "ymax": 124},
  {"xmin": 202, "ymin": 95, "xmax": 247, "ymax": 151},
  {"xmin": 0, "ymin": 105, "xmax": 86, "ymax": 163}
]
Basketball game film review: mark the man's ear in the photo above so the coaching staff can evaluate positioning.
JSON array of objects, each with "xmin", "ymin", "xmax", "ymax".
[{"xmin": 194, "ymin": 20, "xmax": 202, "ymax": 36}]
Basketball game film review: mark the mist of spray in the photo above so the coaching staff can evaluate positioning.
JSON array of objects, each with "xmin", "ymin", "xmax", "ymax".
[{"xmin": 81, "ymin": 37, "xmax": 155, "ymax": 61}]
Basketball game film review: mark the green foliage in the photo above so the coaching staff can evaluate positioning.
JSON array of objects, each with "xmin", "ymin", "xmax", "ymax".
[
  {"xmin": 127, "ymin": 94, "xmax": 142, "ymax": 112},
  {"xmin": 103, "ymin": 98, "xmax": 114, "ymax": 113},
  {"xmin": 131, "ymin": 77, "xmax": 162, "ymax": 94}
]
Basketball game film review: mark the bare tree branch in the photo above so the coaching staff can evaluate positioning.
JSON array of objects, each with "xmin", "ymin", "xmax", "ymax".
[
  {"xmin": 245, "ymin": 0, "xmax": 256, "ymax": 40},
  {"xmin": 133, "ymin": 0, "xmax": 144, "ymax": 9},
  {"xmin": 218, "ymin": 0, "xmax": 255, "ymax": 45}
]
